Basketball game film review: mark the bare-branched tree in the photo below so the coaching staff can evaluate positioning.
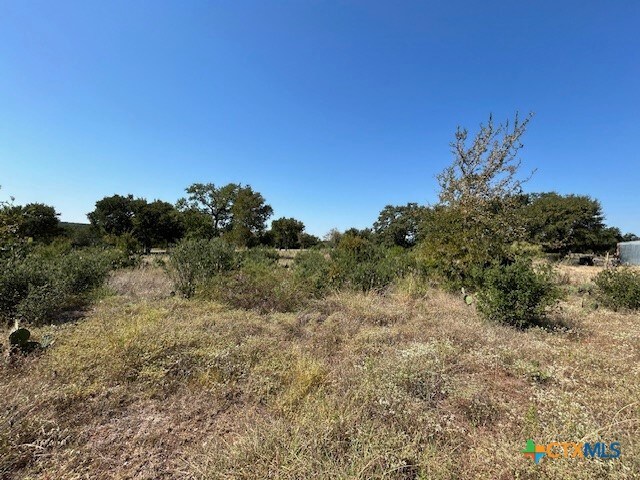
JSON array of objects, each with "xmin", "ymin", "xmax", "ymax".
[{"xmin": 437, "ymin": 112, "xmax": 534, "ymax": 206}]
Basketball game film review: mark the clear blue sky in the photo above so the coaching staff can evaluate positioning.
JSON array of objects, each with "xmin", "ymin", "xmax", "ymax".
[{"xmin": 1, "ymin": 1, "xmax": 638, "ymax": 237}]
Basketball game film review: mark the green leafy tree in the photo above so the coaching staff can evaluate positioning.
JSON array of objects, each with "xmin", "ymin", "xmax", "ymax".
[
  {"xmin": 343, "ymin": 227, "xmax": 374, "ymax": 241},
  {"xmin": 226, "ymin": 185, "xmax": 273, "ymax": 247},
  {"xmin": 87, "ymin": 194, "xmax": 137, "ymax": 236},
  {"xmin": 89, "ymin": 195, "xmax": 184, "ymax": 250},
  {"xmin": 62, "ymin": 223, "xmax": 103, "ymax": 248},
  {"xmin": 133, "ymin": 200, "xmax": 183, "ymax": 251},
  {"xmin": 373, "ymin": 203, "xmax": 430, "ymax": 248},
  {"xmin": 271, "ymin": 217, "xmax": 305, "ymax": 249},
  {"xmin": 521, "ymin": 192, "xmax": 621, "ymax": 253},
  {"xmin": 177, "ymin": 183, "xmax": 239, "ymax": 236},
  {"xmin": 298, "ymin": 232, "xmax": 320, "ymax": 249},
  {"xmin": 178, "ymin": 182, "xmax": 273, "ymax": 247},
  {"xmin": 18, "ymin": 203, "xmax": 62, "ymax": 243},
  {"xmin": 179, "ymin": 209, "xmax": 216, "ymax": 239}
]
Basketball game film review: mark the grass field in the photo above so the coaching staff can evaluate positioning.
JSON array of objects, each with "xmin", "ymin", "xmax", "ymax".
[{"xmin": 1, "ymin": 263, "xmax": 638, "ymax": 479}]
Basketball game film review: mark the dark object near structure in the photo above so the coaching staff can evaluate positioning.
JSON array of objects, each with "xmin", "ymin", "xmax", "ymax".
[
  {"xmin": 564, "ymin": 253, "xmax": 595, "ymax": 266},
  {"xmin": 618, "ymin": 241, "xmax": 640, "ymax": 266}
]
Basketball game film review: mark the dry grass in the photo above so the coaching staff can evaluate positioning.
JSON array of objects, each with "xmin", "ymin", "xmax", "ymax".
[
  {"xmin": 555, "ymin": 265, "xmax": 604, "ymax": 286},
  {"xmin": 555, "ymin": 264, "xmax": 640, "ymax": 286},
  {"xmin": 276, "ymin": 248, "xmax": 305, "ymax": 267},
  {"xmin": 108, "ymin": 265, "xmax": 174, "ymax": 299},
  {"xmin": 0, "ymin": 266, "xmax": 638, "ymax": 479}
]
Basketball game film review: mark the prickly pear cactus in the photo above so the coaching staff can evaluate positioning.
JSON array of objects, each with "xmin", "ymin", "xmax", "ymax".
[
  {"xmin": 9, "ymin": 328, "xmax": 30, "ymax": 348},
  {"xmin": 7, "ymin": 327, "xmax": 42, "ymax": 354}
]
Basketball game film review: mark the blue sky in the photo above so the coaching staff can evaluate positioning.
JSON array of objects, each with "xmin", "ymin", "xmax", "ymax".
[{"xmin": 1, "ymin": 1, "xmax": 638, "ymax": 236}]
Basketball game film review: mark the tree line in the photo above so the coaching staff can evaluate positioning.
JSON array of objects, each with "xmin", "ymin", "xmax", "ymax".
[
  {"xmin": 1, "ymin": 182, "xmax": 636, "ymax": 256},
  {"xmin": 81, "ymin": 183, "xmax": 322, "ymax": 251},
  {"xmin": 0, "ymin": 183, "xmax": 323, "ymax": 252},
  {"xmin": 371, "ymin": 192, "xmax": 635, "ymax": 254}
]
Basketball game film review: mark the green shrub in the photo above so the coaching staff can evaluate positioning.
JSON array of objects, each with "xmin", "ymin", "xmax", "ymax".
[
  {"xmin": 115, "ymin": 232, "xmax": 141, "ymax": 255},
  {"xmin": 415, "ymin": 205, "xmax": 515, "ymax": 291},
  {"xmin": 240, "ymin": 247, "xmax": 280, "ymax": 267},
  {"xmin": 31, "ymin": 238, "xmax": 73, "ymax": 258},
  {"xmin": 0, "ymin": 248, "xmax": 114, "ymax": 326},
  {"xmin": 57, "ymin": 250, "xmax": 112, "ymax": 294},
  {"xmin": 14, "ymin": 283, "xmax": 64, "ymax": 326},
  {"xmin": 292, "ymin": 250, "xmax": 332, "ymax": 295},
  {"xmin": 205, "ymin": 263, "xmax": 309, "ymax": 313},
  {"xmin": 508, "ymin": 241, "xmax": 544, "ymax": 260},
  {"xmin": 330, "ymin": 236, "xmax": 413, "ymax": 291},
  {"xmin": 100, "ymin": 247, "xmax": 140, "ymax": 269},
  {"xmin": 594, "ymin": 268, "xmax": 640, "ymax": 311},
  {"xmin": 169, "ymin": 238, "xmax": 237, "ymax": 297},
  {"xmin": 477, "ymin": 260, "xmax": 561, "ymax": 328}
]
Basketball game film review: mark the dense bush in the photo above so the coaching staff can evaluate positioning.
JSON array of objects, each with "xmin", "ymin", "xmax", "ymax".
[
  {"xmin": 0, "ymin": 248, "xmax": 114, "ymax": 326},
  {"xmin": 330, "ymin": 236, "xmax": 414, "ymax": 291},
  {"xmin": 477, "ymin": 260, "xmax": 561, "ymax": 328},
  {"xmin": 416, "ymin": 205, "xmax": 516, "ymax": 290},
  {"xmin": 58, "ymin": 250, "xmax": 113, "ymax": 293},
  {"xmin": 594, "ymin": 268, "xmax": 640, "ymax": 311},
  {"xmin": 205, "ymin": 263, "xmax": 310, "ymax": 313},
  {"xmin": 169, "ymin": 238, "xmax": 237, "ymax": 297},
  {"xmin": 292, "ymin": 250, "xmax": 332, "ymax": 295}
]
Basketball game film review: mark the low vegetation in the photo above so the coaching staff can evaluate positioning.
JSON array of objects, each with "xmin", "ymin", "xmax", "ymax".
[
  {"xmin": 0, "ymin": 244, "xmax": 125, "ymax": 327},
  {"xmin": 0, "ymin": 264, "xmax": 638, "ymax": 478},
  {"xmin": 594, "ymin": 267, "xmax": 640, "ymax": 311},
  {"xmin": 477, "ymin": 259, "xmax": 562, "ymax": 328},
  {"xmin": 168, "ymin": 238, "xmax": 237, "ymax": 298}
]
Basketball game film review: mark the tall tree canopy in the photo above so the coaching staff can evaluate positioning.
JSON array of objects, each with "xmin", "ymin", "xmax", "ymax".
[
  {"xmin": 521, "ymin": 192, "xmax": 620, "ymax": 254},
  {"xmin": 227, "ymin": 185, "xmax": 273, "ymax": 247},
  {"xmin": 177, "ymin": 183, "xmax": 239, "ymax": 236},
  {"xmin": 178, "ymin": 183, "xmax": 273, "ymax": 247},
  {"xmin": 18, "ymin": 203, "xmax": 62, "ymax": 242},
  {"xmin": 133, "ymin": 200, "xmax": 184, "ymax": 251},
  {"xmin": 88, "ymin": 194, "xmax": 138, "ymax": 236},
  {"xmin": 373, "ymin": 203, "xmax": 430, "ymax": 248},
  {"xmin": 271, "ymin": 217, "xmax": 305, "ymax": 249},
  {"xmin": 89, "ymin": 194, "xmax": 183, "ymax": 250},
  {"xmin": 1, "ymin": 200, "xmax": 61, "ymax": 244}
]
